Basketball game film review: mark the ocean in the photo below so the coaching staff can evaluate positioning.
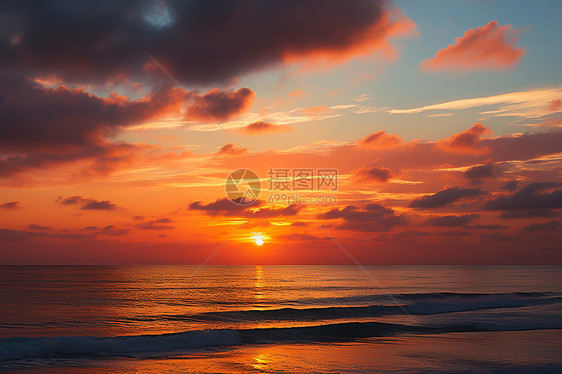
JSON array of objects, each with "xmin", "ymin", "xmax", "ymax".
[{"xmin": 0, "ymin": 265, "xmax": 561, "ymax": 373}]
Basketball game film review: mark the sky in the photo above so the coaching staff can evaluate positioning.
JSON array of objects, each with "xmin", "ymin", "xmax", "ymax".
[{"xmin": 1, "ymin": 0, "xmax": 561, "ymax": 265}]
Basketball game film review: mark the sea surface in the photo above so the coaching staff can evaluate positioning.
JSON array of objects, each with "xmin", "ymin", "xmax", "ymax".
[{"xmin": 0, "ymin": 265, "xmax": 561, "ymax": 373}]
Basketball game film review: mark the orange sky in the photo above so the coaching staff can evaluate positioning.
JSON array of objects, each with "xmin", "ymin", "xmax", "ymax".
[{"xmin": 1, "ymin": 0, "xmax": 561, "ymax": 264}]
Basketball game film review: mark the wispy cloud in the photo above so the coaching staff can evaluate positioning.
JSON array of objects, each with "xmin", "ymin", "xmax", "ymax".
[{"xmin": 388, "ymin": 87, "xmax": 562, "ymax": 118}]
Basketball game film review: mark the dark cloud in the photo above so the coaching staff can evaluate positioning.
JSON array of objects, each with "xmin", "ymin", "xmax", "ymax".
[
  {"xmin": 0, "ymin": 225, "xmax": 129, "ymax": 242},
  {"xmin": 479, "ymin": 232, "xmax": 513, "ymax": 241},
  {"xmin": 28, "ymin": 223, "xmax": 52, "ymax": 231},
  {"xmin": 501, "ymin": 180, "xmax": 519, "ymax": 192},
  {"xmin": 0, "ymin": 228, "xmax": 36, "ymax": 241},
  {"xmin": 0, "ymin": 73, "xmax": 254, "ymax": 177},
  {"xmin": 0, "ymin": 201, "xmax": 20, "ymax": 209},
  {"xmin": 0, "ymin": 74, "xmax": 182, "ymax": 152},
  {"xmin": 410, "ymin": 187, "xmax": 484, "ymax": 208},
  {"xmin": 464, "ymin": 162, "xmax": 496, "ymax": 179},
  {"xmin": 522, "ymin": 220, "xmax": 561, "ymax": 232},
  {"xmin": 185, "ymin": 88, "xmax": 254, "ymax": 122},
  {"xmin": 468, "ymin": 224, "xmax": 509, "ymax": 230},
  {"xmin": 137, "ymin": 217, "xmax": 175, "ymax": 230},
  {"xmin": 318, "ymin": 203, "xmax": 407, "ymax": 232},
  {"xmin": 245, "ymin": 204, "xmax": 301, "ymax": 218},
  {"xmin": 189, "ymin": 197, "xmax": 260, "ymax": 216},
  {"xmin": 427, "ymin": 214, "xmax": 480, "ymax": 227},
  {"xmin": 0, "ymin": 73, "xmax": 185, "ymax": 177},
  {"xmin": 436, "ymin": 230, "xmax": 471, "ymax": 237},
  {"xmin": 83, "ymin": 200, "xmax": 118, "ymax": 210},
  {"xmin": 484, "ymin": 182, "xmax": 562, "ymax": 211},
  {"xmin": 99, "ymin": 226, "xmax": 129, "ymax": 236},
  {"xmin": 352, "ymin": 165, "xmax": 393, "ymax": 183},
  {"xmin": 0, "ymin": 1, "xmax": 407, "ymax": 85},
  {"xmin": 190, "ymin": 198, "xmax": 300, "ymax": 218},
  {"xmin": 485, "ymin": 130, "xmax": 562, "ymax": 162},
  {"xmin": 499, "ymin": 209, "xmax": 560, "ymax": 219},
  {"xmin": 393, "ymin": 230, "xmax": 431, "ymax": 238},
  {"xmin": 57, "ymin": 196, "xmax": 119, "ymax": 211}
]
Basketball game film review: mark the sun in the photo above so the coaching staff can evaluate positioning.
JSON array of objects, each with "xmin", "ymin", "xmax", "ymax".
[{"xmin": 253, "ymin": 234, "xmax": 265, "ymax": 246}]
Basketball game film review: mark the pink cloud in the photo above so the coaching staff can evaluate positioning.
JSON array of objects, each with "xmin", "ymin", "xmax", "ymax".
[
  {"xmin": 549, "ymin": 98, "xmax": 561, "ymax": 112},
  {"xmin": 217, "ymin": 143, "xmax": 247, "ymax": 156},
  {"xmin": 288, "ymin": 88, "xmax": 306, "ymax": 98},
  {"xmin": 421, "ymin": 21, "xmax": 525, "ymax": 72},
  {"xmin": 436, "ymin": 123, "xmax": 491, "ymax": 154},
  {"xmin": 358, "ymin": 131, "xmax": 402, "ymax": 149},
  {"xmin": 241, "ymin": 121, "xmax": 293, "ymax": 135}
]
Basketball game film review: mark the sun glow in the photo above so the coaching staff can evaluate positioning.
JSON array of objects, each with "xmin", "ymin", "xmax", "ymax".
[{"xmin": 253, "ymin": 233, "xmax": 265, "ymax": 246}]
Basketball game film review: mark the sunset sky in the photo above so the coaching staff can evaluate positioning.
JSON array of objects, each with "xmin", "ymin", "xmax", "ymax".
[{"xmin": 1, "ymin": 0, "xmax": 561, "ymax": 264}]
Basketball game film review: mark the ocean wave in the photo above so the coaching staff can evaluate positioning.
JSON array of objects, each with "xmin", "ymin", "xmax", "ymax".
[
  {"xmin": 165, "ymin": 293, "xmax": 562, "ymax": 322},
  {"xmin": 296, "ymin": 291, "xmax": 558, "ymax": 305},
  {"xmin": 2, "ymin": 319, "xmax": 561, "ymax": 365}
]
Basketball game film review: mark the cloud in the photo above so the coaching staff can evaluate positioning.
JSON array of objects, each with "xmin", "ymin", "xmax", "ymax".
[
  {"xmin": 484, "ymin": 182, "xmax": 562, "ymax": 212},
  {"xmin": 500, "ymin": 210, "xmax": 560, "ymax": 219},
  {"xmin": 549, "ymin": 99, "xmax": 562, "ymax": 112},
  {"xmin": 0, "ymin": 74, "xmax": 183, "ymax": 152},
  {"xmin": 82, "ymin": 200, "xmax": 119, "ymax": 211},
  {"xmin": 352, "ymin": 165, "xmax": 393, "ymax": 183},
  {"xmin": 318, "ymin": 203, "xmax": 407, "ymax": 232},
  {"xmin": 277, "ymin": 233, "xmax": 325, "ymax": 241},
  {"xmin": 436, "ymin": 123, "xmax": 490, "ymax": 154},
  {"xmin": 464, "ymin": 162, "xmax": 496, "ymax": 179},
  {"xmin": 2, "ymin": 1, "xmax": 414, "ymax": 85},
  {"xmin": 138, "ymin": 218, "xmax": 175, "ymax": 230},
  {"xmin": 185, "ymin": 88, "xmax": 254, "ymax": 122},
  {"xmin": 427, "ymin": 214, "xmax": 480, "ymax": 227},
  {"xmin": 436, "ymin": 230, "xmax": 471, "ymax": 237},
  {"xmin": 522, "ymin": 220, "xmax": 560, "ymax": 232},
  {"xmin": 57, "ymin": 196, "xmax": 120, "ymax": 211},
  {"xmin": 501, "ymin": 180, "xmax": 519, "ymax": 192},
  {"xmin": 410, "ymin": 187, "xmax": 484, "ymax": 208},
  {"xmin": 420, "ymin": 21, "xmax": 525, "ymax": 72},
  {"xmin": 0, "ymin": 73, "xmax": 187, "ymax": 177},
  {"xmin": 0, "ymin": 201, "xmax": 20, "ymax": 209},
  {"xmin": 189, "ymin": 198, "xmax": 260, "ymax": 216},
  {"xmin": 293, "ymin": 106, "xmax": 333, "ymax": 115},
  {"xmin": 190, "ymin": 198, "xmax": 301, "ymax": 218},
  {"xmin": 241, "ymin": 121, "xmax": 292, "ymax": 135},
  {"xmin": 388, "ymin": 87, "xmax": 562, "ymax": 118},
  {"xmin": 468, "ymin": 224, "xmax": 508, "ymax": 230},
  {"xmin": 288, "ymin": 88, "xmax": 306, "ymax": 98},
  {"xmin": 217, "ymin": 143, "xmax": 248, "ymax": 156},
  {"xmin": 0, "ymin": 228, "xmax": 37, "ymax": 242},
  {"xmin": 358, "ymin": 131, "xmax": 402, "ymax": 149},
  {"xmin": 485, "ymin": 130, "xmax": 562, "ymax": 161},
  {"xmin": 393, "ymin": 230, "xmax": 431, "ymax": 238},
  {"xmin": 28, "ymin": 224, "xmax": 52, "ymax": 231},
  {"xmin": 244, "ymin": 204, "xmax": 301, "ymax": 218}
]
